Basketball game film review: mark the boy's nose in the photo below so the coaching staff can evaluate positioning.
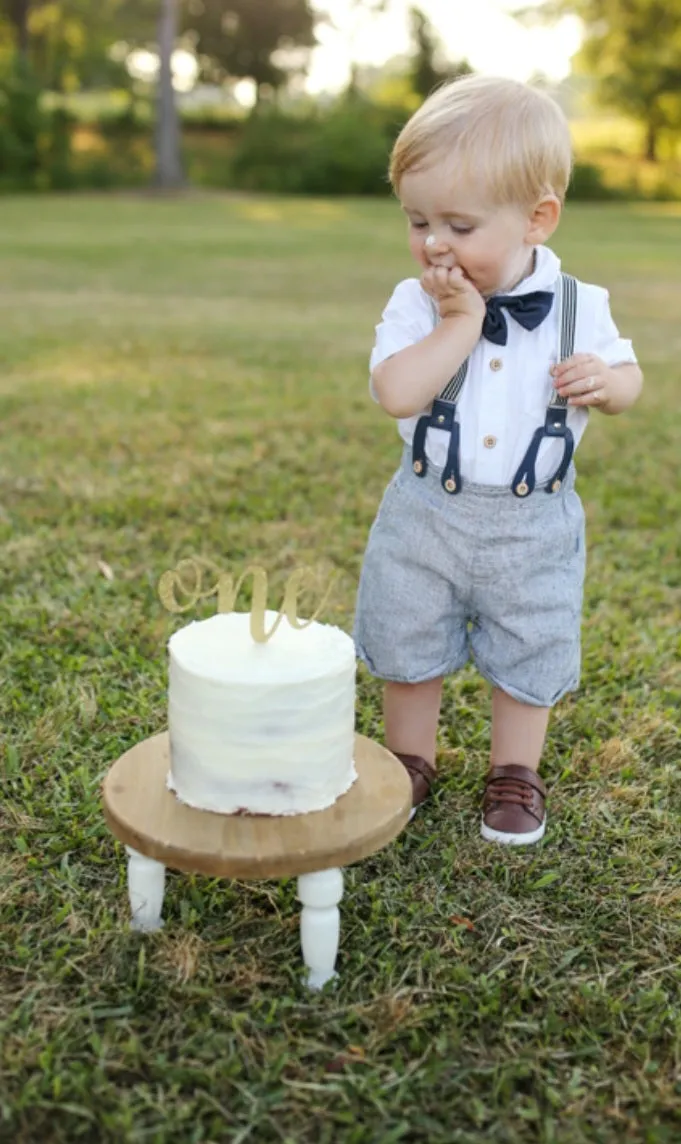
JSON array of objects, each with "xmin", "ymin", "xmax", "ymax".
[{"xmin": 425, "ymin": 233, "xmax": 455, "ymax": 267}]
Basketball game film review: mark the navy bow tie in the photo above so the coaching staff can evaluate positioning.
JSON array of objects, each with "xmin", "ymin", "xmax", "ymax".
[{"xmin": 482, "ymin": 290, "xmax": 554, "ymax": 346}]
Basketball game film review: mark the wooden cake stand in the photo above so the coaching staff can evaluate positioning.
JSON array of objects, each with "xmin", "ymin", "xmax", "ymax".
[{"xmin": 103, "ymin": 732, "xmax": 411, "ymax": 989}]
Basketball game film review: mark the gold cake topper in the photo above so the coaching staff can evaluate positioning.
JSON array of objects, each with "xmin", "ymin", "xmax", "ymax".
[{"xmin": 158, "ymin": 557, "xmax": 337, "ymax": 644}]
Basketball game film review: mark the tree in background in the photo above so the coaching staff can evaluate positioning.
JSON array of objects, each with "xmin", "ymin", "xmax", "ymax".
[
  {"xmin": 182, "ymin": 0, "xmax": 317, "ymax": 104},
  {"xmin": 408, "ymin": 6, "xmax": 472, "ymax": 101},
  {"xmin": 339, "ymin": 0, "xmax": 389, "ymax": 98},
  {"xmin": 516, "ymin": 0, "xmax": 681, "ymax": 161},
  {"xmin": 0, "ymin": 0, "xmax": 183, "ymax": 187},
  {"xmin": 2, "ymin": 0, "xmax": 29, "ymax": 57},
  {"xmin": 156, "ymin": 0, "xmax": 183, "ymax": 187},
  {"xmin": 0, "ymin": 0, "xmax": 158, "ymax": 90}
]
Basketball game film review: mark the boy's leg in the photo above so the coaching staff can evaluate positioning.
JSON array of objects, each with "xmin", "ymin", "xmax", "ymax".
[
  {"xmin": 490, "ymin": 688, "xmax": 550, "ymax": 772},
  {"xmin": 482, "ymin": 688, "xmax": 550, "ymax": 845},
  {"xmin": 384, "ymin": 676, "xmax": 443, "ymax": 812}
]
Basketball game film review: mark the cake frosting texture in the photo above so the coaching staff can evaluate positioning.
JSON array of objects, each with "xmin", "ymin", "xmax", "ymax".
[{"xmin": 167, "ymin": 611, "xmax": 357, "ymax": 815}]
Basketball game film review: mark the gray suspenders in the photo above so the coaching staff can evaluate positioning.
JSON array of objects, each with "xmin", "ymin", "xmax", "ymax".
[{"xmin": 410, "ymin": 272, "xmax": 578, "ymax": 498}]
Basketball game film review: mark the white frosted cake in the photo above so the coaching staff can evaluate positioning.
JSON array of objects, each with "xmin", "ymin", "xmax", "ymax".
[{"xmin": 167, "ymin": 611, "xmax": 357, "ymax": 815}]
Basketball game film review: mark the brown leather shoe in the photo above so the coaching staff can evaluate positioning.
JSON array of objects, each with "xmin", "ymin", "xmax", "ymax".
[
  {"xmin": 393, "ymin": 752, "xmax": 436, "ymax": 819},
  {"xmin": 481, "ymin": 764, "xmax": 546, "ymax": 845}
]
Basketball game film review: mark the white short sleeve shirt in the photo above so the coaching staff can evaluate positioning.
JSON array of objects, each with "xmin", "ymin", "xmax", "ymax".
[{"xmin": 369, "ymin": 246, "xmax": 637, "ymax": 487}]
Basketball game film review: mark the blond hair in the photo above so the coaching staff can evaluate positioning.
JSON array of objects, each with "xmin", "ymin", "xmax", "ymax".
[{"xmin": 390, "ymin": 75, "xmax": 572, "ymax": 207}]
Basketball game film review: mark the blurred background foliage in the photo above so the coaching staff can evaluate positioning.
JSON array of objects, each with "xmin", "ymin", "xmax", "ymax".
[{"xmin": 0, "ymin": 0, "xmax": 680, "ymax": 199}]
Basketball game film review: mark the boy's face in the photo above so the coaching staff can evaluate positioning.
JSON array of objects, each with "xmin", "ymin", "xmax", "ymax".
[{"xmin": 399, "ymin": 161, "xmax": 542, "ymax": 298}]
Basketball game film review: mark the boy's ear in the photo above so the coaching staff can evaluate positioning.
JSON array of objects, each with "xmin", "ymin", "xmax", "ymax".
[{"xmin": 527, "ymin": 195, "xmax": 561, "ymax": 243}]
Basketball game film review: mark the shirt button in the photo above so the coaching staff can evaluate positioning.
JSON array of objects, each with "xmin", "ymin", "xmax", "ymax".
[
  {"xmin": 489, "ymin": 358, "xmax": 503, "ymax": 371},
  {"xmin": 483, "ymin": 435, "xmax": 497, "ymax": 448}
]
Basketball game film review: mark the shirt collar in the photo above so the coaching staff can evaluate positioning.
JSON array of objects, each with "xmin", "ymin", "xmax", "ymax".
[{"xmin": 498, "ymin": 244, "xmax": 561, "ymax": 297}]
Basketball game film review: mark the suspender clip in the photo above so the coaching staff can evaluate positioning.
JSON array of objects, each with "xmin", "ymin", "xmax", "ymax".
[
  {"xmin": 511, "ymin": 406, "xmax": 574, "ymax": 498},
  {"xmin": 411, "ymin": 399, "xmax": 462, "ymax": 494}
]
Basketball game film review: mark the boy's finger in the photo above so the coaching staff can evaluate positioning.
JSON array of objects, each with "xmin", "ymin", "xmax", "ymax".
[
  {"xmin": 551, "ymin": 352, "xmax": 593, "ymax": 377},
  {"xmin": 568, "ymin": 389, "xmax": 605, "ymax": 406},
  {"xmin": 557, "ymin": 376, "xmax": 593, "ymax": 396},
  {"xmin": 554, "ymin": 365, "xmax": 597, "ymax": 387}
]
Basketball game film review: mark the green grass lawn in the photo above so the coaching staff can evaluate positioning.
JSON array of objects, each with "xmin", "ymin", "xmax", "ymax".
[{"xmin": 0, "ymin": 194, "xmax": 680, "ymax": 1143}]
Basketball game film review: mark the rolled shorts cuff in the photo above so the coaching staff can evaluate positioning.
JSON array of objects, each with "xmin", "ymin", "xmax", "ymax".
[
  {"xmin": 355, "ymin": 642, "xmax": 469, "ymax": 686},
  {"xmin": 476, "ymin": 656, "xmax": 580, "ymax": 708}
]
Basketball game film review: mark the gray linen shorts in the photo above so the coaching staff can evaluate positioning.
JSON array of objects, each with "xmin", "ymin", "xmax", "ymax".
[{"xmin": 354, "ymin": 448, "xmax": 586, "ymax": 707}]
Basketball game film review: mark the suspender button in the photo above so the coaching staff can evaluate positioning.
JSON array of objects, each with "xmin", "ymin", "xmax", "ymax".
[
  {"xmin": 551, "ymin": 479, "xmax": 562, "ymax": 492},
  {"xmin": 413, "ymin": 460, "xmax": 423, "ymax": 474},
  {"xmin": 516, "ymin": 481, "xmax": 529, "ymax": 497},
  {"xmin": 444, "ymin": 477, "xmax": 457, "ymax": 493},
  {"xmin": 437, "ymin": 414, "xmax": 445, "ymax": 424}
]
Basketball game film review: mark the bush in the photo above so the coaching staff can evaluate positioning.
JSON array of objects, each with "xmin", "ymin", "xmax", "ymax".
[
  {"xmin": 43, "ymin": 108, "xmax": 75, "ymax": 190},
  {"xmin": 0, "ymin": 55, "xmax": 75, "ymax": 191},
  {"xmin": 0, "ymin": 57, "xmax": 45, "ymax": 189},
  {"xmin": 229, "ymin": 109, "xmax": 317, "ymax": 192},
  {"xmin": 299, "ymin": 105, "xmax": 393, "ymax": 194},
  {"xmin": 230, "ymin": 99, "xmax": 407, "ymax": 195},
  {"xmin": 567, "ymin": 161, "xmax": 623, "ymax": 201},
  {"xmin": 96, "ymin": 104, "xmax": 147, "ymax": 139}
]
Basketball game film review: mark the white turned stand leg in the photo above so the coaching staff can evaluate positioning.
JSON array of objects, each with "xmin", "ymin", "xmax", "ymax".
[
  {"xmin": 125, "ymin": 846, "xmax": 165, "ymax": 932},
  {"xmin": 297, "ymin": 868, "xmax": 343, "ymax": 990}
]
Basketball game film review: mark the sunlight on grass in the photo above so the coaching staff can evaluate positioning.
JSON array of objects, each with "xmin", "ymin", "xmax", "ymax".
[
  {"xmin": 234, "ymin": 197, "xmax": 353, "ymax": 226},
  {"xmin": 233, "ymin": 201, "xmax": 287, "ymax": 222},
  {"xmin": 627, "ymin": 201, "xmax": 681, "ymax": 217}
]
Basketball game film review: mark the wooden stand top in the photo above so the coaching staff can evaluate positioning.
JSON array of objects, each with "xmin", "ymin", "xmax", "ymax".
[{"xmin": 102, "ymin": 732, "xmax": 411, "ymax": 879}]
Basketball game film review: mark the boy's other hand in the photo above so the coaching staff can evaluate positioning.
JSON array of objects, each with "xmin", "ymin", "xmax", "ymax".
[
  {"xmin": 551, "ymin": 353, "xmax": 643, "ymax": 415},
  {"xmin": 421, "ymin": 266, "xmax": 486, "ymax": 327},
  {"xmin": 550, "ymin": 353, "xmax": 617, "ymax": 408}
]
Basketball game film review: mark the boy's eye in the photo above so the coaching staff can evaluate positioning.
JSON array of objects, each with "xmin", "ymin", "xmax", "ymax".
[{"xmin": 410, "ymin": 221, "xmax": 473, "ymax": 235}]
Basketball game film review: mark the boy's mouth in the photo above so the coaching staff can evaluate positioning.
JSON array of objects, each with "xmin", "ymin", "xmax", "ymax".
[
  {"xmin": 424, "ymin": 257, "xmax": 477, "ymax": 289},
  {"xmin": 427, "ymin": 258, "xmax": 471, "ymax": 279}
]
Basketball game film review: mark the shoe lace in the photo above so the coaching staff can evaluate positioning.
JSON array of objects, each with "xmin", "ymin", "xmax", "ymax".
[{"xmin": 487, "ymin": 777, "xmax": 535, "ymax": 807}]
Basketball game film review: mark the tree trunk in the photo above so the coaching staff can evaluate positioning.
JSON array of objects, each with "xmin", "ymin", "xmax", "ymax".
[
  {"xmin": 644, "ymin": 120, "xmax": 658, "ymax": 163},
  {"xmin": 154, "ymin": 0, "xmax": 184, "ymax": 189},
  {"xmin": 10, "ymin": 0, "xmax": 30, "ymax": 59}
]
